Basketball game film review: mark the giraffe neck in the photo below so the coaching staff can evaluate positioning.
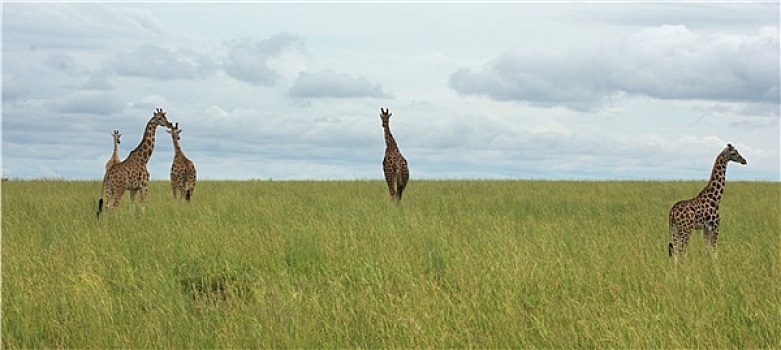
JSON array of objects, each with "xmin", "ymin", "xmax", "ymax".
[
  {"xmin": 383, "ymin": 122, "xmax": 398, "ymax": 150},
  {"xmin": 112, "ymin": 141, "xmax": 119, "ymax": 159},
  {"xmin": 172, "ymin": 137, "xmax": 184, "ymax": 157},
  {"xmin": 127, "ymin": 118, "xmax": 158, "ymax": 164},
  {"xmin": 697, "ymin": 152, "xmax": 728, "ymax": 203}
]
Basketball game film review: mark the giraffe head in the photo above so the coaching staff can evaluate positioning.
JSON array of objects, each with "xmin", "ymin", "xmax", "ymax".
[
  {"xmin": 153, "ymin": 107, "xmax": 173, "ymax": 128},
  {"xmin": 723, "ymin": 143, "xmax": 747, "ymax": 165},
  {"xmin": 380, "ymin": 108, "xmax": 392, "ymax": 126},
  {"xmin": 112, "ymin": 130, "xmax": 121, "ymax": 145},
  {"xmin": 166, "ymin": 122, "xmax": 182, "ymax": 141}
]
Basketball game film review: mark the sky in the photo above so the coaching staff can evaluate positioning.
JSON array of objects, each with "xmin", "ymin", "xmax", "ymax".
[{"xmin": 2, "ymin": 2, "xmax": 779, "ymax": 181}]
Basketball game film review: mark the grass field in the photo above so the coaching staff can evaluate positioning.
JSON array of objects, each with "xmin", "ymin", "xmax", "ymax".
[{"xmin": 2, "ymin": 179, "xmax": 779, "ymax": 348}]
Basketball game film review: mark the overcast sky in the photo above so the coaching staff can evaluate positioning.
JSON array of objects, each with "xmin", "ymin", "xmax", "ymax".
[{"xmin": 2, "ymin": 2, "xmax": 779, "ymax": 181}]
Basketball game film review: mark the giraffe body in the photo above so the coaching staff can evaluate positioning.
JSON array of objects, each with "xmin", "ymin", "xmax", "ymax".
[
  {"xmin": 668, "ymin": 143, "xmax": 746, "ymax": 260},
  {"xmin": 166, "ymin": 122, "xmax": 197, "ymax": 201},
  {"xmin": 105, "ymin": 130, "xmax": 122, "ymax": 171},
  {"xmin": 380, "ymin": 108, "xmax": 409, "ymax": 201},
  {"xmin": 97, "ymin": 108, "xmax": 171, "ymax": 218}
]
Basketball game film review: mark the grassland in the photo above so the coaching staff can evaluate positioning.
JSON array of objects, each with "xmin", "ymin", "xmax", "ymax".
[{"xmin": 2, "ymin": 179, "xmax": 779, "ymax": 348}]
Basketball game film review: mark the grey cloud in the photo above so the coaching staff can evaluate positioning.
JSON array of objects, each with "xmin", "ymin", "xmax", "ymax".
[
  {"xmin": 81, "ymin": 72, "xmax": 113, "ymax": 90},
  {"xmin": 450, "ymin": 25, "xmax": 779, "ymax": 111},
  {"xmin": 449, "ymin": 52, "xmax": 610, "ymax": 111},
  {"xmin": 223, "ymin": 33, "xmax": 303, "ymax": 86},
  {"xmin": 289, "ymin": 69, "xmax": 391, "ymax": 99},
  {"xmin": 108, "ymin": 43, "xmax": 214, "ymax": 80},
  {"xmin": 45, "ymin": 53, "xmax": 84, "ymax": 76},
  {"xmin": 50, "ymin": 92, "xmax": 124, "ymax": 115}
]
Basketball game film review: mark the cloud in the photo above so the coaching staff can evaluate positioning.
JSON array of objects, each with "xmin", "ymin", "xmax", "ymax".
[
  {"xmin": 81, "ymin": 71, "xmax": 113, "ymax": 90},
  {"xmin": 45, "ymin": 53, "xmax": 84, "ymax": 76},
  {"xmin": 450, "ymin": 25, "xmax": 779, "ymax": 111},
  {"xmin": 222, "ymin": 33, "xmax": 304, "ymax": 86},
  {"xmin": 611, "ymin": 25, "xmax": 779, "ymax": 102},
  {"xmin": 449, "ymin": 51, "xmax": 610, "ymax": 111},
  {"xmin": 4, "ymin": 4, "xmax": 172, "ymax": 52},
  {"xmin": 50, "ymin": 91, "xmax": 124, "ymax": 115},
  {"xmin": 107, "ymin": 43, "xmax": 214, "ymax": 80},
  {"xmin": 289, "ymin": 69, "xmax": 391, "ymax": 99}
]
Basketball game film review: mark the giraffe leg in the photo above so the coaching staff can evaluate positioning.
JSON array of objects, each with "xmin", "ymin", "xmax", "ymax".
[
  {"xmin": 100, "ymin": 176, "xmax": 113, "ymax": 219},
  {"xmin": 707, "ymin": 223, "xmax": 720, "ymax": 257},
  {"xmin": 385, "ymin": 174, "xmax": 397, "ymax": 200},
  {"xmin": 397, "ymin": 165, "xmax": 409, "ymax": 201},
  {"xmin": 396, "ymin": 180, "xmax": 405, "ymax": 201},
  {"xmin": 669, "ymin": 223, "xmax": 679, "ymax": 258},
  {"xmin": 680, "ymin": 228, "xmax": 692, "ymax": 258},
  {"xmin": 139, "ymin": 185, "xmax": 148, "ymax": 213},
  {"xmin": 383, "ymin": 157, "xmax": 398, "ymax": 201},
  {"xmin": 703, "ymin": 227, "xmax": 713, "ymax": 255},
  {"xmin": 129, "ymin": 189, "xmax": 138, "ymax": 208},
  {"xmin": 710, "ymin": 216, "xmax": 721, "ymax": 256},
  {"xmin": 670, "ymin": 224, "xmax": 687, "ymax": 264},
  {"xmin": 112, "ymin": 187, "xmax": 126, "ymax": 210}
]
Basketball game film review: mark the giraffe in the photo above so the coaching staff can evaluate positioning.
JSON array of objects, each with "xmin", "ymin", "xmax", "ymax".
[
  {"xmin": 105, "ymin": 130, "xmax": 122, "ymax": 171},
  {"xmin": 166, "ymin": 122, "xmax": 197, "ymax": 201},
  {"xmin": 380, "ymin": 108, "xmax": 409, "ymax": 201},
  {"xmin": 97, "ymin": 108, "xmax": 172, "ymax": 218},
  {"xmin": 668, "ymin": 143, "xmax": 747, "ymax": 261}
]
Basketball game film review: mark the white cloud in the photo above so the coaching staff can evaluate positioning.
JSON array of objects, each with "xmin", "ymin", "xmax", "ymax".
[
  {"xmin": 128, "ymin": 95, "xmax": 172, "ymax": 111},
  {"xmin": 610, "ymin": 25, "xmax": 779, "ymax": 102},
  {"xmin": 108, "ymin": 43, "xmax": 215, "ymax": 80},
  {"xmin": 289, "ymin": 69, "xmax": 390, "ymax": 99},
  {"xmin": 204, "ymin": 105, "xmax": 229, "ymax": 118},
  {"xmin": 450, "ymin": 25, "xmax": 779, "ymax": 111}
]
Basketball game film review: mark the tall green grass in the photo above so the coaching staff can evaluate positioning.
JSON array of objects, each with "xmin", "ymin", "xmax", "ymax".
[{"xmin": 2, "ymin": 180, "xmax": 779, "ymax": 347}]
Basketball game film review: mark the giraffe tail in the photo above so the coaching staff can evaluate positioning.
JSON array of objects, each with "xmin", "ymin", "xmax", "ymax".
[
  {"xmin": 182, "ymin": 169, "xmax": 193, "ymax": 202},
  {"xmin": 668, "ymin": 242, "xmax": 673, "ymax": 257},
  {"xmin": 97, "ymin": 198, "xmax": 104, "ymax": 220}
]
